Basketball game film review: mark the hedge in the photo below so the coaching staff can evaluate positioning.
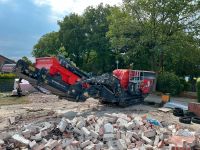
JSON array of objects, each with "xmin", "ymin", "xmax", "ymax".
[
  {"xmin": 0, "ymin": 73, "xmax": 16, "ymax": 79},
  {"xmin": 179, "ymin": 77, "xmax": 191, "ymax": 91},
  {"xmin": 156, "ymin": 72, "xmax": 181, "ymax": 96},
  {"xmin": 196, "ymin": 78, "xmax": 200, "ymax": 102}
]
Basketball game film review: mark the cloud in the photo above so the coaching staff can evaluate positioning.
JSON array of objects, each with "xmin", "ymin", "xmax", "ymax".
[
  {"xmin": 0, "ymin": 0, "xmax": 122, "ymax": 60},
  {"xmin": 0, "ymin": 0, "xmax": 58, "ymax": 59},
  {"xmin": 33, "ymin": 0, "xmax": 122, "ymax": 21}
]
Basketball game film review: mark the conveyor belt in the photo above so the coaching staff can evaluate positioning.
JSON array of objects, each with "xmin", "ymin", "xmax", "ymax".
[{"xmin": 15, "ymin": 68, "xmax": 81, "ymax": 101}]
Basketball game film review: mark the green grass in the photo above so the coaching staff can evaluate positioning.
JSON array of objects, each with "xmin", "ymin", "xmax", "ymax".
[{"xmin": 0, "ymin": 94, "xmax": 30, "ymax": 105}]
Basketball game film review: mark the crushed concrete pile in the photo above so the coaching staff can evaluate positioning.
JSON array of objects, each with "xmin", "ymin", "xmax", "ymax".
[{"xmin": 1, "ymin": 112, "xmax": 200, "ymax": 150}]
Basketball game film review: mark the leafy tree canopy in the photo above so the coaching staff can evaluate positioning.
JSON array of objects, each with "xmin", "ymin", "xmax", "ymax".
[
  {"xmin": 32, "ymin": 31, "xmax": 61, "ymax": 57},
  {"xmin": 32, "ymin": 1, "xmax": 200, "ymax": 77},
  {"xmin": 107, "ymin": 0, "xmax": 200, "ymax": 76}
]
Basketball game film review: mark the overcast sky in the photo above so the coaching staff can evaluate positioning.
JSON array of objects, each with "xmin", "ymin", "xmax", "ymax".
[{"xmin": 0, "ymin": 0, "xmax": 122, "ymax": 61}]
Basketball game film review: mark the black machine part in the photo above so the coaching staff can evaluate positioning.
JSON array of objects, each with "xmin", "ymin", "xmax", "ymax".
[
  {"xmin": 15, "ymin": 58, "xmax": 144, "ymax": 106},
  {"xmin": 15, "ymin": 59, "xmax": 86, "ymax": 101},
  {"xmin": 83, "ymin": 73, "xmax": 144, "ymax": 106}
]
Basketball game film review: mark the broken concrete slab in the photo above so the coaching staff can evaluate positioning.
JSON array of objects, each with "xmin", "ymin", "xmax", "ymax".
[
  {"xmin": 81, "ymin": 127, "xmax": 91, "ymax": 136},
  {"xmin": 29, "ymin": 140, "xmax": 38, "ymax": 149},
  {"xmin": 143, "ymin": 129, "xmax": 156, "ymax": 138},
  {"xmin": 80, "ymin": 140, "xmax": 91, "ymax": 148},
  {"xmin": 83, "ymin": 144, "xmax": 95, "ymax": 150},
  {"xmin": 9, "ymin": 116, "xmax": 16, "ymax": 125},
  {"xmin": 73, "ymin": 127, "xmax": 83, "ymax": 135},
  {"xmin": 103, "ymin": 133, "xmax": 115, "ymax": 141},
  {"xmin": 117, "ymin": 139, "xmax": 127, "ymax": 150},
  {"xmin": 126, "ymin": 131, "xmax": 133, "ymax": 139},
  {"xmin": 90, "ymin": 130, "xmax": 99, "ymax": 139},
  {"xmin": 45, "ymin": 139, "xmax": 59, "ymax": 149},
  {"xmin": 30, "ymin": 133, "xmax": 42, "ymax": 142},
  {"xmin": 116, "ymin": 118, "xmax": 128, "ymax": 128},
  {"xmin": 76, "ymin": 118, "xmax": 86, "ymax": 129},
  {"xmin": 125, "ymin": 122, "xmax": 135, "ymax": 130},
  {"xmin": 61, "ymin": 139, "xmax": 73, "ymax": 147},
  {"xmin": 104, "ymin": 123, "xmax": 114, "ymax": 133},
  {"xmin": 22, "ymin": 129, "xmax": 31, "ymax": 139},
  {"xmin": 141, "ymin": 135, "xmax": 153, "ymax": 145},
  {"xmin": 12, "ymin": 134, "xmax": 30, "ymax": 145},
  {"xmin": 154, "ymin": 135, "xmax": 160, "ymax": 146},
  {"xmin": 0, "ymin": 139, "xmax": 4, "ymax": 145}
]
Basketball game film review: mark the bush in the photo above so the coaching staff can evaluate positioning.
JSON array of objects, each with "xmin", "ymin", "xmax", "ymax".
[
  {"xmin": 156, "ymin": 72, "xmax": 181, "ymax": 96},
  {"xmin": 196, "ymin": 78, "xmax": 200, "ymax": 102},
  {"xmin": 0, "ymin": 73, "xmax": 16, "ymax": 79},
  {"xmin": 179, "ymin": 77, "xmax": 191, "ymax": 91}
]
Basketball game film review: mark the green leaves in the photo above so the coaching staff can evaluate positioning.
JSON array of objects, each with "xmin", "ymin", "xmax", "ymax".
[
  {"xmin": 157, "ymin": 72, "xmax": 181, "ymax": 95},
  {"xmin": 32, "ymin": 0, "xmax": 200, "ymax": 77},
  {"xmin": 58, "ymin": 14, "xmax": 86, "ymax": 66},
  {"xmin": 197, "ymin": 78, "xmax": 200, "ymax": 102},
  {"xmin": 107, "ymin": 0, "xmax": 200, "ymax": 74},
  {"xmin": 32, "ymin": 32, "xmax": 61, "ymax": 57}
]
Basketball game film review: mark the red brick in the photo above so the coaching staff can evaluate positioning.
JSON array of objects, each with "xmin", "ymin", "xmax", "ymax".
[
  {"xmin": 188, "ymin": 102, "xmax": 200, "ymax": 117},
  {"xmin": 158, "ymin": 140, "xmax": 164, "ymax": 148},
  {"xmin": 171, "ymin": 146, "xmax": 191, "ymax": 150},
  {"xmin": 167, "ymin": 136, "xmax": 195, "ymax": 149}
]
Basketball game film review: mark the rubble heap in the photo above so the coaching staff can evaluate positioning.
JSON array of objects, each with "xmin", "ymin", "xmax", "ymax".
[{"xmin": 1, "ymin": 112, "xmax": 200, "ymax": 150}]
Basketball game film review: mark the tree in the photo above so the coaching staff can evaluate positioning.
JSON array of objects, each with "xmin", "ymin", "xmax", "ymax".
[
  {"xmin": 107, "ymin": 6, "xmax": 145, "ymax": 69},
  {"xmin": 107, "ymin": 0, "xmax": 200, "ymax": 74},
  {"xmin": 57, "ymin": 5, "xmax": 115, "ymax": 73},
  {"xmin": 58, "ymin": 14, "xmax": 86, "ymax": 67},
  {"xmin": 32, "ymin": 32, "xmax": 61, "ymax": 57},
  {"xmin": 163, "ymin": 33, "xmax": 200, "ymax": 77},
  {"xmin": 22, "ymin": 56, "xmax": 32, "ymax": 65},
  {"xmin": 32, "ymin": 0, "xmax": 200, "ymax": 77},
  {"xmin": 83, "ymin": 4, "xmax": 114, "ymax": 73}
]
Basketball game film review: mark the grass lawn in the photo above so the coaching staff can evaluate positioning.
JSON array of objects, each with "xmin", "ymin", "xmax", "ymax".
[{"xmin": 0, "ymin": 93, "xmax": 30, "ymax": 105}]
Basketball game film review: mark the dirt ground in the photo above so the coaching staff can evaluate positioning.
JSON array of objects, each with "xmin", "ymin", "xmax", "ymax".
[{"xmin": 0, "ymin": 92, "xmax": 199, "ymax": 138}]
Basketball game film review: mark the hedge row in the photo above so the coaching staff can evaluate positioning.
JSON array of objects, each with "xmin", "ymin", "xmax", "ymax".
[
  {"xmin": 156, "ymin": 72, "xmax": 181, "ymax": 96},
  {"xmin": 0, "ymin": 73, "xmax": 16, "ymax": 79}
]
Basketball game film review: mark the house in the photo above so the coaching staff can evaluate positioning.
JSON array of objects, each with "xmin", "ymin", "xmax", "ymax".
[
  {"xmin": 1, "ymin": 64, "xmax": 16, "ymax": 73},
  {"xmin": 0, "ymin": 55, "xmax": 16, "ymax": 72}
]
